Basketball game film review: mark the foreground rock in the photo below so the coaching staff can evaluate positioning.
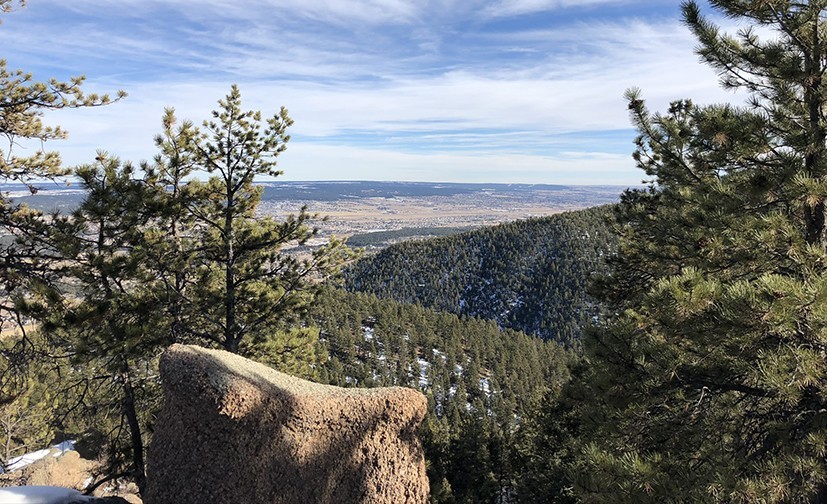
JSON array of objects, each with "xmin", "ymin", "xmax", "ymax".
[{"xmin": 145, "ymin": 344, "xmax": 429, "ymax": 504}]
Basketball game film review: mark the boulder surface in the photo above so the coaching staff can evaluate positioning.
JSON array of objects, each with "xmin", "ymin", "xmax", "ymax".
[{"xmin": 144, "ymin": 344, "xmax": 429, "ymax": 504}]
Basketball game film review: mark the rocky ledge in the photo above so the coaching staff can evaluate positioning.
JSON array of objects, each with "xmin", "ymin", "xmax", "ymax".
[{"xmin": 144, "ymin": 344, "xmax": 429, "ymax": 504}]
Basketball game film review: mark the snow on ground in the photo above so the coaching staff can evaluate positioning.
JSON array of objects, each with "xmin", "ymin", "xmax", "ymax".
[
  {"xmin": 4, "ymin": 449, "xmax": 50, "ymax": 474},
  {"xmin": 0, "ymin": 486, "xmax": 90, "ymax": 503},
  {"xmin": 417, "ymin": 357, "xmax": 430, "ymax": 388},
  {"xmin": 480, "ymin": 378, "xmax": 491, "ymax": 397},
  {"xmin": 363, "ymin": 326, "xmax": 374, "ymax": 342},
  {"xmin": 50, "ymin": 441, "xmax": 74, "ymax": 455},
  {"xmin": 2, "ymin": 441, "xmax": 75, "ymax": 473}
]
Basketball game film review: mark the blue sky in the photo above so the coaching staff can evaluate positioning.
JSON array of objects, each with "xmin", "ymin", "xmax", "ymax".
[{"xmin": 1, "ymin": 0, "xmax": 744, "ymax": 184}]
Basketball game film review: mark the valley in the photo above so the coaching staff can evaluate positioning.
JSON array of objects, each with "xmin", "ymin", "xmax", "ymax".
[{"xmin": 254, "ymin": 182, "xmax": 626, "ymax": 245}]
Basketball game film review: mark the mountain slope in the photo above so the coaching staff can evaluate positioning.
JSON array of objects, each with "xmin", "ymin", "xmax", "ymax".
[
  {"xmin": 309, "ymin": 287, "xmax": 572, "ymax": 503},
  {"xmin": 344, "ymin": 205, "xmax": 615, "ymax": 344}
]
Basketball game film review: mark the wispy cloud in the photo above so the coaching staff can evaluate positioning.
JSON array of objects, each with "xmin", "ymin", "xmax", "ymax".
[
  {"xmin": 47, "ymin": 0, "xmax": 422, "ymax": 25},
  {"xmin": 0, "ymin": 1, "xmax": 744, "ymax": 184},
  {"xmin": 481, "ymin": 0, "xmax": 640, "ymax": 18}
]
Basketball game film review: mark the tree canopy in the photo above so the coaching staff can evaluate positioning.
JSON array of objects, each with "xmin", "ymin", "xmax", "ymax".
[
  {"xmin": 0, "ymin": 3, "xmax": 125, "ymax": 406},
  {"xmin": 345, "ymin": 206, "xmax": 615, "ymax": 345},
  {"xmin": 576, "ymin": 1, "xmax": 827, "ymax": 501}
]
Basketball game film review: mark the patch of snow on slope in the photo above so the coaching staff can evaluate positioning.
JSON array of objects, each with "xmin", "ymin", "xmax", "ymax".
[
  {"xmin": 51, "ymin": 441, "xmax": 74, "ymax": 456},
  {"xmin": 417, "ymin": 358, "xmax": 430, "ymax": 388},
  {"xmin": 4, "ymin": 449, "xmax": 50, "ymax": 473},
  {"xmin": 480, "ymin": 378, "xmax": 491, "ymax": 397},
  {"xmin": 2, "ymin": 441, "xmax": 76, "ymax": 474}
]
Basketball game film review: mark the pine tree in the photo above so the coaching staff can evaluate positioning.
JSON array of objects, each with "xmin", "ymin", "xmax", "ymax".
[
  {"xmin": 0, "ymin": 3, "xmax": 123, "ymax": 402},
  {"xmin": 140, "ymin": 108, "xmax": 201, "ymax": 347},
  {"xmin": 156, "ymin": 86, "xmax": 352, "ymax": 356},
  {"xmin": 30, "ymin": 156, "xmax": 162, "ymax": 492},
  {"xmin": 577, "ymin": 1, "xmax": 827, "ymax": 501}
]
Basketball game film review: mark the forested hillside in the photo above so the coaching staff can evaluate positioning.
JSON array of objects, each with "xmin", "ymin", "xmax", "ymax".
[
  {"xmin": 344, "ymin": 206, "xmax": 615, "ymax": 344},
  {"xmin": 309, "ymin": 288, "xmax": 573, "ymax": 503}
]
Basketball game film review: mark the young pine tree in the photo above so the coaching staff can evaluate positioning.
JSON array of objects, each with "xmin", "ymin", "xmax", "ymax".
[
  {"xmin": 576, "ymin": 2, "xmax": 827, "ymax": 502},
  {"xmin": 32, "ymin": 157, "xmax": 164, "ymax": 493},
  {"xmin": 150, "ymin": 87, "xmax": 353, "ymax": 368}
]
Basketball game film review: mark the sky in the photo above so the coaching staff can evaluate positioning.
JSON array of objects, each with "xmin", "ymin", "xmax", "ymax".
[{"xmin": 0, "ymin": 0, "xmax": 748, "ymax": 185}]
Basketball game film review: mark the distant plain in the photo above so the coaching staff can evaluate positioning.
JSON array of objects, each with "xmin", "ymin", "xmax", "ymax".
[{"xmin": 5, "ymin": 180, "xmax": 628, "ymax": 245}]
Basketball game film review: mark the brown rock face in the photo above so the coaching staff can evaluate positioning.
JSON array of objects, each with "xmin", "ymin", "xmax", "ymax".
[{"xmin": 144, "ymin": 344, "xmax": 429, "ymax": 504}]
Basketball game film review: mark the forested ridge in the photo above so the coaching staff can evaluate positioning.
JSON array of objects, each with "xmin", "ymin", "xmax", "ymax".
[
  {"xmin": 344, "ymin": 206, "xmax": 615, "ymax": 345},
  {"xmin": 309, "ymin": 287, "xmax": 573, "ymax": 503}
]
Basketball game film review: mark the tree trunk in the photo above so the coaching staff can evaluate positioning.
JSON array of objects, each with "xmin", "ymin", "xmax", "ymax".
[
  {"xmin": 804, "ymin": 16, "xmax": 827, "ymax": 249},
  {"xmin": 121, "ymin": 365, "xmax": 147, "ymax": 494},
  {"xmin": 224, "ymin": 183, "xmax": 236, "ymax": 353}
]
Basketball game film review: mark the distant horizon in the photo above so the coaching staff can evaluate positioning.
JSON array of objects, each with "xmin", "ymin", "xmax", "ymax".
[{"xmin": 0, "ymin": 179, "xmax": 641, "ymax": 189}]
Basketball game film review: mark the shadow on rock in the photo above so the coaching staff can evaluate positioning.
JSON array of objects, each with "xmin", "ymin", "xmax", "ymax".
[{"xmin": 144, "ymin": 344, "xmax": 429, "ymax": 504}]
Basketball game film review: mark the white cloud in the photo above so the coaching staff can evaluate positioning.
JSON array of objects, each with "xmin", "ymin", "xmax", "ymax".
[
  {"xmin": 3, "ymin": 2, "xmax": 750, "ymax": 184},
  {"xmin": 273, "ymin": 143, "xmax": 638, "ymax": 185},
  {"xmin": 43, "ymin": 0, "xmax": 422, "ymax": 25},
  {"xmin": 481, "ymin": 0, "xmax": 639, "ymax": 18}
]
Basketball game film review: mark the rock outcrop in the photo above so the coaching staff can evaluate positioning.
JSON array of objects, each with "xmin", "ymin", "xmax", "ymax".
[{"xmin": 144, "ymin": 344, "xmax": 429, "ymax": 504}]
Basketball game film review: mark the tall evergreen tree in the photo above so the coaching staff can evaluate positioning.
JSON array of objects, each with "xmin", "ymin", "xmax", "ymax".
[
  {"xmin": 160, "ymin": 86, "xmax": 352, "ymax": 356},
  {"xmin": 0, "ymin": 3, "xmax": 124, "ymax": 402},
  {"xmin": 30, "ymin": 156, "xmax": 162, "ymax": 492},
  {"xmin": 577, "ymin": 2, "xmax": 827, "ymax": 501},
  {"xmin": 140, "ymin": 109, "xmax": 201, "ymax": 347}
]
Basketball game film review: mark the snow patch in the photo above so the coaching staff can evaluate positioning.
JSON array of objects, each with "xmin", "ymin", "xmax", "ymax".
[
  {"xmin": 417, "ymin": 358, "xmax": 430, "ymax": 388},
  {"xmin": 3, "ymin": 441, "xmax": 77, "ymax": 474},
  {"xmin": 51, "ymin": 441, "xmax": 75, "ymax": 456},
  {"xmin": 4, "ymin": 449, "xmax": 50, "ymax": 473},
  {"xmin": 480, "ymin": 378, "xmax": 491, "ymax": 397}
]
